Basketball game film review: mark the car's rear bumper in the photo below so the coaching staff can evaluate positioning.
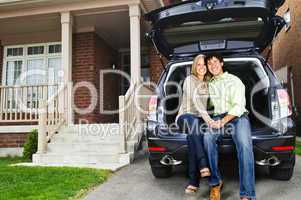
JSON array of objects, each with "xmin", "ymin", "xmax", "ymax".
[{"xmin": 147, "ymin": 128, "xmax": 296, "ymax": 167}]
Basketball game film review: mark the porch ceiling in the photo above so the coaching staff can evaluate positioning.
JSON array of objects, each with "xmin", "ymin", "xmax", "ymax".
[
  {"xmin": 0, "ymin": 8, "xmax": 147, "ymax": 49},
  {"xmin": 74, "ymin": 8, "xmax": 132, "ymax": 50},
  {"xmin": 0, "ymin": 0, "xmax": 163, "ymax": 48}
]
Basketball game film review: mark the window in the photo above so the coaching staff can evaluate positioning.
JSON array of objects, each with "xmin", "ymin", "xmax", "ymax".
[
  {"xmin": 49, "ymin": 44, "xmax": 61, "ymax": 54},
  {"xmin": 28, "ymin": 46, "xmax": 44, "ymax": 55},
  {"xmin": 3, "ymin": 43, "xmax": 62, "ymax": 109},
  {"xmin": 7, "ymin": 47, "xmax": 23, "ymax": 57},
  {"xmin": 3, "ymin": 43, "xmax": 62, "ymax": 86},
  {"xmin": 283, "ymin": 9, "xmax": 291, "ymax": 30}
]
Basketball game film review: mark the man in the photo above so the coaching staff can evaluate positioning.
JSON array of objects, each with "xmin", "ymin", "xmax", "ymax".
[{"xmin": 203, "ymin": 53, "xmax": 256, "ymax": 200}]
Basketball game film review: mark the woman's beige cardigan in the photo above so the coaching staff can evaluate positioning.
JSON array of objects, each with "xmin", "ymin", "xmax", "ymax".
[{"xmin": 176, "ymin": 75, "xmax": 211, "ymax": 123}]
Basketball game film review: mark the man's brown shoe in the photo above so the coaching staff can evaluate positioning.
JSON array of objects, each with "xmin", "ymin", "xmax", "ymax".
[{"xmin": 209, "ymin": 181, "xmax": 224, "ymax": 200}]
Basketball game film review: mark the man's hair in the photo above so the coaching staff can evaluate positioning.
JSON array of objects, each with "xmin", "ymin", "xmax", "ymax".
[{"xmin": 205, "ymin": 53, "xmax": 224, "ymax": 65}]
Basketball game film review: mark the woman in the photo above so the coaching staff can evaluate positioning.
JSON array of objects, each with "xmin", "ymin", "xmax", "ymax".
[{"xmin": 176, "ymin": 54, "xmax": 214, "ymax": 194}]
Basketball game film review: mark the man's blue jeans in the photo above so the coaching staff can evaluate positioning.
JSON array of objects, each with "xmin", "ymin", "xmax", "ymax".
[
  {"xmin": 177, "ymin": 113, "xmax": 208, "ymax": 187},
  {"xmin": 203, "ymin": 114, "xmax": 256, "ymax": 199}
]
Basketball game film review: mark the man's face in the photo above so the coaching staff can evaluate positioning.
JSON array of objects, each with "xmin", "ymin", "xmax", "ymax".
[{"xmin": 207, "ymin": 57, "xmax": 224, "ymax": 76}]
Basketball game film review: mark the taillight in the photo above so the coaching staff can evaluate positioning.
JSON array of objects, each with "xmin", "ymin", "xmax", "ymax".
[
  {"xmin": 148, "ymin": 95, "xmax": 158, "ymax": 121},
  {"xmin": 271, "ymin": 89, "xmax": 292, "ymax": 120},
  {"xmin": 277, "ymin": 89, "xmax": 292, "ymax": 118},
  {"xmin": 271, "ymin": 88, "xmax": 294, "ymax": 133},
  {"xmin": 272, "ymin": 146, "xmax": 294, "ymax": 151},
  {"xmin": 147, "ymin": 147, "xmax": 167, "ymax": 152}
]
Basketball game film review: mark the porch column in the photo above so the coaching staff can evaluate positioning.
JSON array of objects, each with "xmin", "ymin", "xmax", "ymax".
[
  {"xmin": 61, "ymin": 11, "xmax": 73, "ymax": 124},
  {"xmin": 129, "ymin": 4, "xmax": 141, "ymax": 84}
]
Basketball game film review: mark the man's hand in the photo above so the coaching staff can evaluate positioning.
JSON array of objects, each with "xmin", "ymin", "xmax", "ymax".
[{"xmin": 208, "ymin": 119, "xmax": 224, "ymax": 129}]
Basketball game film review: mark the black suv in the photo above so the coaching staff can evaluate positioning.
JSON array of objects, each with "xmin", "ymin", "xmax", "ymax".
[{"xmin": 144, "ymin": 0, "xmax": 296, "ymax": 181}]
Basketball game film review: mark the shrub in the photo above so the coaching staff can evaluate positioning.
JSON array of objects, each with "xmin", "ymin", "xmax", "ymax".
[{"xmin": 23, "ymin": 129, "xmax": 38, "ymax": 160}]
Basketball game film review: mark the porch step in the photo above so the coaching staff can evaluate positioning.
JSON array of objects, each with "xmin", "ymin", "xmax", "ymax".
[
  {"xmin": 33, "ymin": 153, "xmax": 125, "ymax": 164},
  {"xmin": 51, "ymin": 133, "xmax": 122, "ymax": 143},
  {"xmin": 32, "ymin": 153, "xmax": 131, "ymax": 170},
  {"xmin": 33, "ymin": 124, "xmax": 131, "ymax": 170},
  {"xmin": 47, "ymin": 141, "xmax": 121, "ymax": 154},
  {"xmin": 60, "ymin": 124, "xmax": 120, "ymax": 135}
]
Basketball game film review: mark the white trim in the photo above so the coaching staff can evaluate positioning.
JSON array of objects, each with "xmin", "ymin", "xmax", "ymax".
[
  {"xmin": 0, "ymin": 147, "xmax": 23, "ymax": 157},
  {"xmin": 2, "ymin": 42, "xmax": 62, "ymax": 86},
  {"xmin": 74, "ymin": 8, "xmax": 128, "ymax": 17},
  {"xmin": 0, "ymin": 125, "xmax": 37, "ymax": 133},
  {"xmin": 0, "ymin": 0, "xmax": 141, "ymax": 19}
]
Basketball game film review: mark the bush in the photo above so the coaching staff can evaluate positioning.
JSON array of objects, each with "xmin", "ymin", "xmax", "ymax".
[{"xmin": 23, "ymin": 129, "xmax": 38, "ymax": 160}]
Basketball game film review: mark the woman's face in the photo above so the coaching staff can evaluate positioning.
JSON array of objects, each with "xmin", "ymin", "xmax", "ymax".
[{"xmin": 195, "ymin": 57, "xmax": 207, "ymax": 77}]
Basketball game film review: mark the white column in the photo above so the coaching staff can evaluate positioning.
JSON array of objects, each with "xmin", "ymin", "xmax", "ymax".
[
  {"xmin": 129, "ymin": 4, "xmax": 143, "ymax": 139},
  {"xmin": 129, "ymin": 4, "xmax": 141, "ymax": 84},
  {"xmin": 61, "ymin": 11, "xmax": 73, "ymax": 124}
]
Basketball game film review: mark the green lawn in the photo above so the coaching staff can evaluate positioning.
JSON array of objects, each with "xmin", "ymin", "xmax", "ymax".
[
  {"xmin": 296, "ymin": 142, "xmax": 301, "ymax": 156},
  {"xmin": 0, "ymin": 157, "xmax": 111, "ymax": 200}
]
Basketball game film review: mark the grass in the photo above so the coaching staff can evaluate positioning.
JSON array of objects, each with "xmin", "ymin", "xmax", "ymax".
[
  {"xmin": 0, "ymin": 157, "xmax": 111, "ymax": 200},
  {"xmin": 296, "ymin": 142, "xmax": 301, "ymax": 156}
]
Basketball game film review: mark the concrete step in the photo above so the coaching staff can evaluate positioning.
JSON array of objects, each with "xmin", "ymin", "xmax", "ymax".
[
  {"xmin": 47, "ymin": 141, "xmax": 121, "ymax": 154},
  {"xmin": 51, "ymin": 133, "xmax": 122, "ymax": 143},
  {"xmin": 61, "ymin": 124, "xmax": 120, "ymax": 135},
  {"xmin": 33, "ymin": 152, "xmax": 130, "ymax": 164}
]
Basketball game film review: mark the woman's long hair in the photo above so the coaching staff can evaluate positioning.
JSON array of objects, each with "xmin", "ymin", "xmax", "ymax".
[{"xmin": 191, "ymin": 54, "xmax": 212, "ymax": 81}]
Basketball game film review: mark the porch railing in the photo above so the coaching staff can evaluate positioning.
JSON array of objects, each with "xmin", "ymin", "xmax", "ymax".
[
  {"xmin": 37, "ymin": 83, "xmax": 69, "ymax": 153},
  {"xmin": 119, "ymin": 83, "xmax": 154, "ymax": 154},
  {"xmin": 0, "ymin": 84, "xmax": 59, "ymax": 122}
]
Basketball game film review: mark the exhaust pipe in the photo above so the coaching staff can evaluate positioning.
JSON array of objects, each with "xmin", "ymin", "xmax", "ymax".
[
  {"xmin": 160, "ymin": 155, "xmax": 182, "ymax": 166},
  {"xmin": 256, "ymin": 156, "xmax": 280, "ymax": 166}
]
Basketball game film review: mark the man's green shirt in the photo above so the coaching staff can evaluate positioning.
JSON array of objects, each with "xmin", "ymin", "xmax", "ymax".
[{"xmin": 208, "ymin": 72, "xmax": 247, "ymax": 117}]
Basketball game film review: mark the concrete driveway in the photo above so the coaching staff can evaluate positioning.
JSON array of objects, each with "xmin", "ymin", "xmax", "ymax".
[{"xmin": 84, "ymin": 156, "xmax": 301, "ymax": 200}]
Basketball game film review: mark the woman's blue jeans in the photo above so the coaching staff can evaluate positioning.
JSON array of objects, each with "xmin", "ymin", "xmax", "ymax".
[
  {"xmin": 203, "ymin": 114, "xmax": 256, "ymax": 199},
  {"xmin": 177, "ymin": 113, "xmax": 209, "ymax": 187}
]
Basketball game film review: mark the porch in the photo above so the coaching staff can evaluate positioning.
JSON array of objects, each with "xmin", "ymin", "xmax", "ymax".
[{"xmin": 0, "ymin": 0, "xmax": 161, "ymax": 167}]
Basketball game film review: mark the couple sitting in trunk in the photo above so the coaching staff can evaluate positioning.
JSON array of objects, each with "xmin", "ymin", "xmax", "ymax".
[{"xmin": 176, "ymin": 53, "xmax": 256, "ymax": 200}]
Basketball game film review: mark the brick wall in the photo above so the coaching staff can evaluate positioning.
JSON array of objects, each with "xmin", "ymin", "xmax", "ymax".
[
  {"xmin": 273, "ymin": 0, "xmax": 301, "ymax": 110},
  {"xmin": 0, "ymin": 133, "xmax": 28, "ymax": 148},
  {"xmin": 72, "ymin": 32, "xmax": 119, "ymax": 124},
  {"xmin": 149, "ymin": 46, "xmax": 168, "ymax": 84}
]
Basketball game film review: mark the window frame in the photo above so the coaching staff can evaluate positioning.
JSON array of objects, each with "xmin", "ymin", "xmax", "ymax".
[{"xmin": 2, "ymin": 42, "xmax": 62, "ymax": 86}]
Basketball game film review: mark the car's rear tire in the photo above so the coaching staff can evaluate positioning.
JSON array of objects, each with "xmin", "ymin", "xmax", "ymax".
[
  {"xmin": 150, "ymin": 165, "xmax": 172, "ymax": 178},
  {"xmin": 269, "ymin": 154, "xmax": 295, "ymax": 181}
]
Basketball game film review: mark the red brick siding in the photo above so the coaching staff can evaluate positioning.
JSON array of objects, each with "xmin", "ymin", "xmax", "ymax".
[
  {"xmin": 273, "ymin": 0, "xmax": 301, "ymax": 110},
  {"xmin": 0, "ymin": 133, "xmax": 28, "ymax": 148},
  {"xmin": 149, "ymin": 47, "xmax": 168, "ymax": 84},
  {"xmin": 72, "ymin": 32, "xmax": 119, "ymax": 124},
  {"xmin": 95, "ymin": 33, "xmax": 120, "ymax": 123}
]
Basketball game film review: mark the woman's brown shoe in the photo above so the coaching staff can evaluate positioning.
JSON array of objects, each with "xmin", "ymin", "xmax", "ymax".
[{"xmin": 209, "ymin": 181, "xmax": 224, "ymax": 200}]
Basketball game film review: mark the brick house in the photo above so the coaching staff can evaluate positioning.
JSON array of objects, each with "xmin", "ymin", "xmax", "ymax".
[{"xmin": 0, "ymin": 0, "xmax": 164, "ymax": 168}]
